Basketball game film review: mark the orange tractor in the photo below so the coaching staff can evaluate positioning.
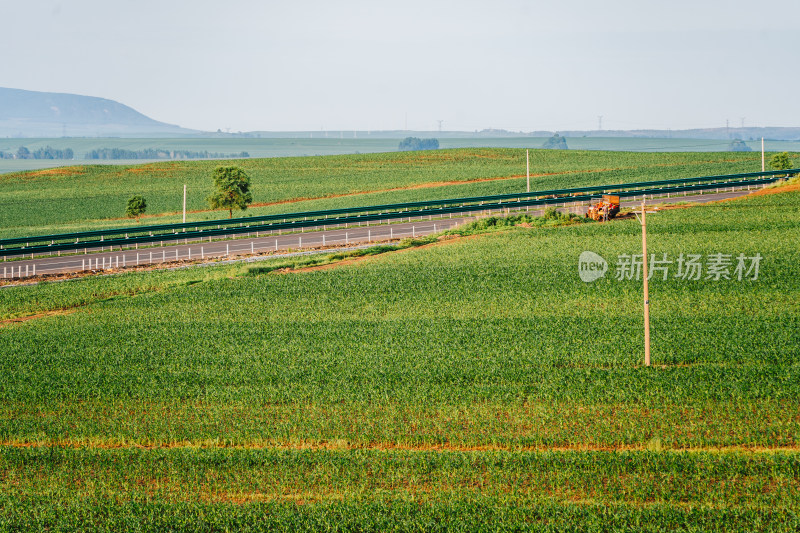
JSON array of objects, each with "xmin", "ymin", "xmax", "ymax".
[{"xmin": 586, "ymin": 195, "xmax": 620, "ymax": 221}]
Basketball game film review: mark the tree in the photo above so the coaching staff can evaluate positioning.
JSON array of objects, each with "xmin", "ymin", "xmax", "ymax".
[
  {"xmin": 16, "ymin": 146, "xmax": 30, "ymax": 159},
  {"xmin": 728, "ymin": 139, "xmax": 752, "ymax": 152},
  {"xmin": 207, "ymin": 166, "xmax": 253, "ymax": 218},
  {"xmin": 769, "ymin": 152, "xmax": 793, "ymax": 174},
  {"xmin": 398, "ymin": 137, "xmax": 439, "ymax": 151},
  {"xmin": 542, "ymin": 134, "xmax": 568, "ymax": 150},
  {"xmin": 126, "ymin": 195, "xmax": 147, "ymax": 222}
]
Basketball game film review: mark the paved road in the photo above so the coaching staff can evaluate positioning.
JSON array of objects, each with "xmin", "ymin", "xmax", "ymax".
[
  {"xmin": 0, "ymin": 187, "xmax": 755, "ymax": 280},
  {"xmin": 2, "ymin": 217, "xmax": 471, "ymax": 279}
]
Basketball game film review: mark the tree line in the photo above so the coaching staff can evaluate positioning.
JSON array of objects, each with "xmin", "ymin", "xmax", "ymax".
[
  {"xmin": 0, "ymin": 146, "xmax": 251, "ymax": 160},
  {"xmin": 0, "ymin": 146, "xmax": 74, "ymax": 159},
  {"xmin": 542, "ymin": 134, "xmax": 568, "ymax": 150},
  {"xmin": 86, "ymin": 148, "xmax": 250, "ymax": 160},
  {"xmin": 398, "ymin": 137, "xmax": 439, "ymax": 151}
]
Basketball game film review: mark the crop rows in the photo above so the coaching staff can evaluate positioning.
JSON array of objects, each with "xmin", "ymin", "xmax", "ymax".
[
  {"xmin": 0, "ymin": 178, "xmax": 798, "ymax": 529},
  {"xmin": 1, "ymin": 189, "xmax": 797, "ymax": 442},
  {"xmin": 0, "ymin": 148, "xmax": 767, "ymax": 239},
  {"xmin": 3, "ymin": 498, "xmax": 797, "ymax": 532},
  {"xmin": 1, "ymin": 447, "xmax": 798, "ymax": 530}
]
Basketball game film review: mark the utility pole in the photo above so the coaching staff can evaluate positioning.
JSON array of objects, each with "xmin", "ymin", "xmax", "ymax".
[
  {"xmin": 634, "ymin": 200, "xmax": 658, "ymax": 367},
  {"xmin": 526, "ymin": 149, "xmax": 530, "ymax": 193},
  {"xmin": 762, "ymin": 138, "xmax": 765, "ymax": 173},
  {"xmin": 641, "ymin": 201, "xmax": 650, "ymax": 367},
  {"xmin": 183, "ymin": 184, "xmax": 187, "ymax": 224}
]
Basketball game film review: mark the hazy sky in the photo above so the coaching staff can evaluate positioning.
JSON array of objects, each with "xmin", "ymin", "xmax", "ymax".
[{"xmin": 3, "ymin": 0, "xmax": 800, "ymax": 132}]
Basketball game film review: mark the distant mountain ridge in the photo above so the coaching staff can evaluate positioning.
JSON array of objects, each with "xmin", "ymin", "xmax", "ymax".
[
  {"xmin": 247, "ymin": 127, "xmax": 800, "ymax": 141},
  {"xmin": 412, "ymin": 127, "xmax": 800, "ymax": 141},
  {"xmin": 0, "ymin": 87, "xmax": 197, "ymax": 137},
  {"xmin": 2, "ymin": 87, "xmax": 799, "ymax": 141},
  {"xmin": 556, "ymin": 127, "xmax": 800, "ymax": 141}
]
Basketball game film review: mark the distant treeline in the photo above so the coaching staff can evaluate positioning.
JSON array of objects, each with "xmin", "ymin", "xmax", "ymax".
[
  {"xmin": 0, "ymin": 146, "xmax": 74, "ymax": 159},
  {"xmin": 542, "ymin": 134, "xmax": 568, "ymax": 150},
  {"xmin": 85, "ymin": 148, "xmax": 250, "ymax": 160},
  {"xmin": 398, "ymin": 137, "xmax": 439, "ymax": 151},
  {"xmin": 728, "ymin": 139, "xmax": 752, "ymax": 152}
]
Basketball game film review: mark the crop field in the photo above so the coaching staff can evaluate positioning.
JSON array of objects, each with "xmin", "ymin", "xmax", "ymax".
[
  {"xmin": 1, "ymin": 181, "xmax": 798, "ymax": 529},
  {"xmin": 0, "ymin": 147, "xmax": 781, "ymax": 240}
]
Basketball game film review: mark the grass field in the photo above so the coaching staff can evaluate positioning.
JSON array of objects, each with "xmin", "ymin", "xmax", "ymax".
[
  {"xmin": 0, "ymin": 147, "xmax": 782, "ymax": 240},
  {"xmin": 1, "ymin": 180, "xmax": 798, "ymax": 529}
]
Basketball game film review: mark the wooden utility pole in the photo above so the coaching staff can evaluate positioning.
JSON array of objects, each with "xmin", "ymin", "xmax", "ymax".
[
  {"xmin": 641, "ymin": 200, "xmax": 650, "ymax": 366},
  {"xmin": 762, "ymin": 138, "xmax": 765, "ymax": 173},
  {"xmin": 526, "ymin": 150, "xmax": 530, "ymax": 193},
  {"xmin": 634, "ymin": 199, "xmax": 657, "ymax": 367},
  {"xmin": 183, "ymin": 184, "xmax": 187, "ymax": 224}
]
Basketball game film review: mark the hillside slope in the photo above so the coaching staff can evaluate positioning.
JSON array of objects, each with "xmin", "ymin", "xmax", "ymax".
[
  {"xmin": 0, "ymin": 148, "xmax": 767, "ymax": 239},
  {"xmin": 0, "ymin": 87, "xmax": 196, "ymax": 137}
]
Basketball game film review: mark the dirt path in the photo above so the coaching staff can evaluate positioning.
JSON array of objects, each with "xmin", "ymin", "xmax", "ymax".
[
  {"xmin": 284, "ymin": 235, "xmax": 477, "ymax": 274},
  {"xmin": 0, "ymin": 308, "xmax": 79, "ymax": 328}
]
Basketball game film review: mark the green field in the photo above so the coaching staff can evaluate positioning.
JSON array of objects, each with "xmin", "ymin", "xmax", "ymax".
[
  {"xmin": 1, "ymin": 176, "xmax": 798, "ymax": 529},
  {"xmin": 0, "ymin": 147, "xmax": 782, "ymax": 240}
]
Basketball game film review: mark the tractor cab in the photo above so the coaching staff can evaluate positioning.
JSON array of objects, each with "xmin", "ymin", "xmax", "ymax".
[{"xmin": 586, "ymin": 195, "xmax": 620, "ymax": 221}]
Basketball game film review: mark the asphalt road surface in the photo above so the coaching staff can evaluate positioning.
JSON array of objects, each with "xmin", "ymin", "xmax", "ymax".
[{"xmin": 1, "ymin": 188, "xmax": 754, "ymax": 280}]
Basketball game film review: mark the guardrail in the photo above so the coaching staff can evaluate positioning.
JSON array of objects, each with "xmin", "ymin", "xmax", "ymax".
[{"xmin": 1, "ymin": 169, "xmax": 792, "ymax": 259}]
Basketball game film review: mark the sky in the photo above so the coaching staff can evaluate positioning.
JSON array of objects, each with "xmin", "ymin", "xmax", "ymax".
[{"xmin": 3, "ymin": 0, "xmax": 800, "ymax": 133}]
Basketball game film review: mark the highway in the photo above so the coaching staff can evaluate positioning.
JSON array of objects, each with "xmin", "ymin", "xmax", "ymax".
[{"xmin": 1, "ymin": 188, "xmax": 752, "ymax": 281}]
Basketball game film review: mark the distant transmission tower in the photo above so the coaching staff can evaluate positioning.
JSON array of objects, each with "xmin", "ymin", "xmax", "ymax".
[
  {"xmin": 437, "ymin": 120, "xmax": 443, "ymax": 132},
  {"xmin": 598, "ymin": 116, "xmax": 603, "ymax": 131}
]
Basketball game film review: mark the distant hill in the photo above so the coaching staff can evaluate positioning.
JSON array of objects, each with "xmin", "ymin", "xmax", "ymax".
[
  {"xmin": 0, "ymin": 87, "xmax": 197, "ymax": 137},
  {"xmin": 557, "ymin": 127, "xmax": 800, "ymax": 141},
  {"xmin": 3, "ymin": 86, "xmax": 799, "ymax": 141},
  {"xmin": 247, "ymin": 127, "xmax": 800, "ymax": 141}
]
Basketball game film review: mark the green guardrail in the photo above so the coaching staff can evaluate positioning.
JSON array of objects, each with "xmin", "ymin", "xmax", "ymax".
[
  {"xmin": 1, "ymin": 174, "xmax": 782, "ymax": 259},
  {"xmin": 0, "ymin": 168, "xmax": 795, "ymax": 250},
  {"xmin": 2, "ymin": 167, "xmax": 795, "ymax": 249}
]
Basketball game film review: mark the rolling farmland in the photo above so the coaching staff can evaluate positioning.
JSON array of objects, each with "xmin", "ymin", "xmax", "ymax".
[
  {"xmin": 1, "ymin": 171, "xmax": 799, "ymax": 529},
  {"xmin": 0, "ymin": 148, "xmax": 779, "ymax": 240}
]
